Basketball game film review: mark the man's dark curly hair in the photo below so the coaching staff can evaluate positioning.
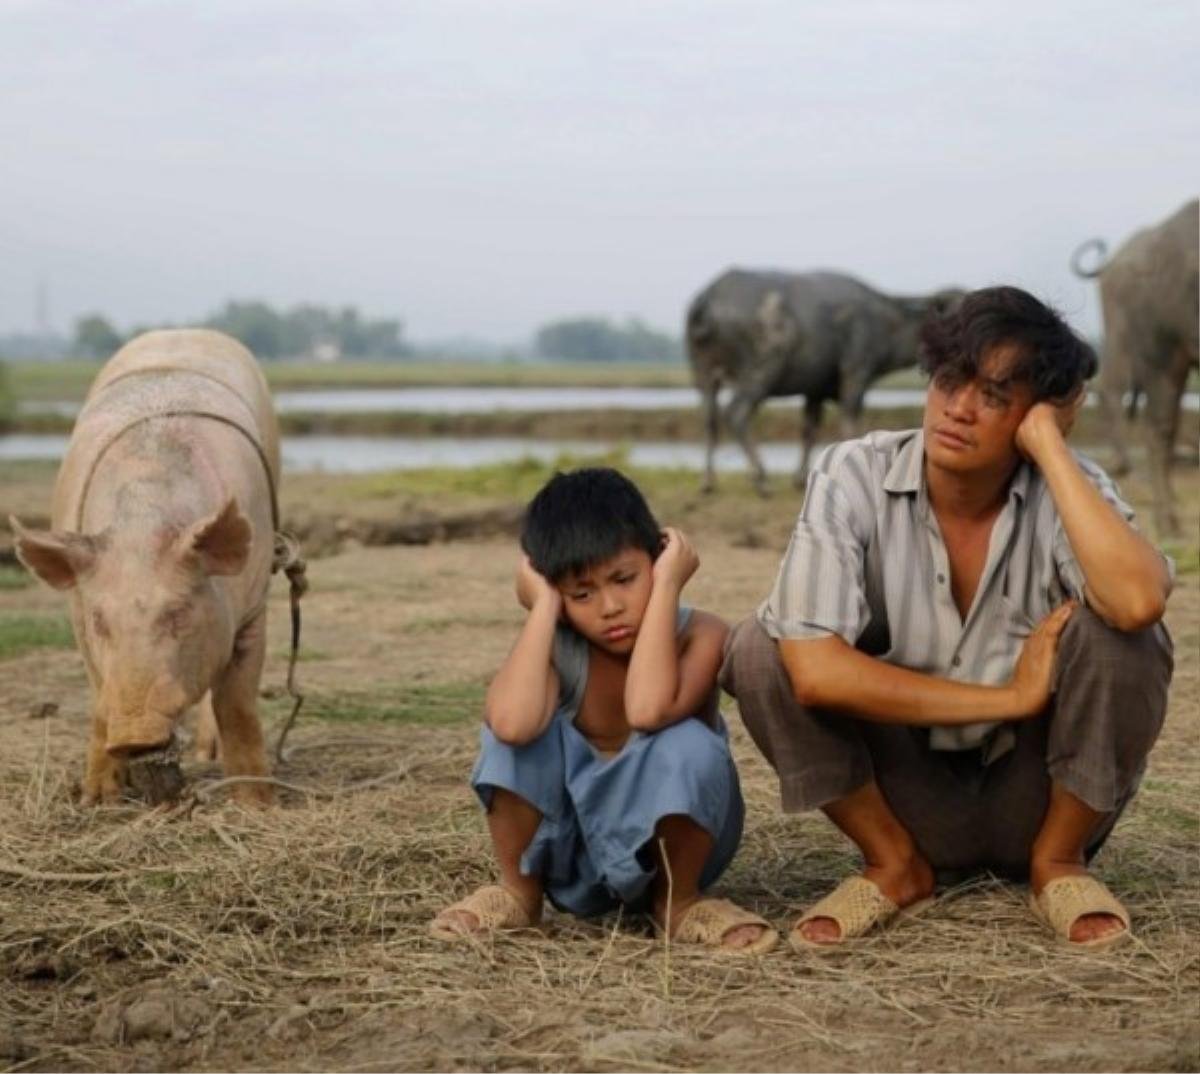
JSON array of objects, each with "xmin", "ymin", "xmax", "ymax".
[
  {"xmin": 521, "ymin": 467, "xmax": 662, "ymax": 583},
  {"xmin": 919, "ymin": 286, "xmax": 1097, "ymax": 402}
]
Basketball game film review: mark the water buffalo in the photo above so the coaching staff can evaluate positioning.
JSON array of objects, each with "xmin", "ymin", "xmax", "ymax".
[
  {"xmin": 11, "ymin": 329, "xmax": 282, "ymax": 805},
  {"xmin": 1072, "ymin": 198, "xmax": 1199, "ymax": 536},
  {"xmin": 685, "ymin": 269, "xmax": 960, "ymax": 493}
]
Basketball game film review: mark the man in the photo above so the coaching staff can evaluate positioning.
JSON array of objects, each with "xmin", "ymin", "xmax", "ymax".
[{"xmin": 721, "ymin": 286, "xmax": 1173, "ymax": 951}]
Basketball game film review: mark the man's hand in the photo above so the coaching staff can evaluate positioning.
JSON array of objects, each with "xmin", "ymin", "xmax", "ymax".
[
  {"xmin": 1007, "ymin": 601, "xmax": 1076, "ymax": 717},
  {"xmin": 1015, "ymin": 390, "xmax": 1085, "ymax": 464},
  {"xmin": 515, "ymin": 555, "xmax": 561, "ymax": 614},
  {"xmin": 653, "ymin": 527, "xmax": 700, "ymax": 592}
]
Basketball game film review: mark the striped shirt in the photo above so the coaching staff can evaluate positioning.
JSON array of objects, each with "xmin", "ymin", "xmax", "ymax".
[{"xmin": 757, "ymin": 429, "xmax": 1170, "ymax": 762}]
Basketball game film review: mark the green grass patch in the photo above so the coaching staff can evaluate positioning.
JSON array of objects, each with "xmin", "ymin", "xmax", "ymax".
[
  {"xmin": 0, "ymin": 566, "xmax": 33, "ymax": 591},
  {"xmin": 341, "ymin": 449, "xmax": 637, "ymax": 502},
  {"xmin": 1161, "ymin": 541, "xmax": 1200, "ymax": 576},
  {"xmin": 4, "ymin": 358, "xmax": 690, "ymax": 401},
  {"xmin": 272, "ymin": 646, "xmax": 330, "ymax": 663},
  {"xmin": 300, "ymin": 682, "xmax": 484, "ymax": 726},
  {"xmin": 0, "ymin": 614, "xmax": 75, "ymax": 659}
]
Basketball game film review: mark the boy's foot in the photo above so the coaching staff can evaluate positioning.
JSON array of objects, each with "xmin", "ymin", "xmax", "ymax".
[
  {"xmin": 430, "ymin": 884, "xmax": 541, "ymax": 941},
  {"xmin": 1029, "ymin": 862, "xmax": 1129, "ymax": 947},
  {"xmin": 656, "ymin": 896, "xmax": 779, "ymax": 954},
  {"xmin": 792, "ymin": 856, "xmax": 935, "ymax": 947}
]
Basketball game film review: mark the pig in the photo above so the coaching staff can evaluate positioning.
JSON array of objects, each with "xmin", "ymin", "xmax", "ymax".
[{"xmin": 11, "ymin": 328, "xmax": 282, "ymax": 805}]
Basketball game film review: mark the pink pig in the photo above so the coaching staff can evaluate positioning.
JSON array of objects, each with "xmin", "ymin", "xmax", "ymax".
[{"xmin": 12, "ymin": 329, "xmax": 282, "ymax": 806}]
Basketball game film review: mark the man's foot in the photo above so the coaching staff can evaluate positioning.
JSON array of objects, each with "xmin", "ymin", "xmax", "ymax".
[
  {"xmin": 795, "ymin": 853, "xmax": 935, "ymax": 946},
  {"xmin": 430, "ymin": 884, "xmax": 542, "ymax": 941},
  {"xmin": 1030, "ymin": 861, "xmax": 1128, "ymax": 946},
  {"xmin": 655, "ymin": 896, "xmax": 779, "ymax": 954}
]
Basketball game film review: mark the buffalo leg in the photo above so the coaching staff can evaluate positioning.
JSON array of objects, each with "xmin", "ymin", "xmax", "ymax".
[
  {"xmin": 700, "ymin": 378, "xmax": 721, "ymax": 494},
  {"xmin": 1098, "ymin": 377, "xmax": 1133, "ymax": 477},
  {"xmin": 726, "ymin": 388, "xmax": 770, "ymax": 495},
  {"xmin": 211, "ymin": 611, "xmax": 273, "ymax": 806},
  {"xmin": 794, "ymin": 396, "xmax": 824, "ymax": 488},
  {"xmin": 1142, "ymin": 363, "xmax": 1186, "ymax": 537}
]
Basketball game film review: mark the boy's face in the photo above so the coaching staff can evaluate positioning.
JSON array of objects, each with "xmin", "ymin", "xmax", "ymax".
[{"xmin": 556, "ymin": 545, "xmax": 655, "ymax": 656}]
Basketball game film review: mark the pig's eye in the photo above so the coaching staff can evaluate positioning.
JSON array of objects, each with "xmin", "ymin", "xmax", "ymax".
[
  {"xmin": 158, "ymin": 605, "xmax": 190, "ymax": 636},
  {"xmin": 91, "ymin": 610, "xmax": 110, "ymax": 639}
]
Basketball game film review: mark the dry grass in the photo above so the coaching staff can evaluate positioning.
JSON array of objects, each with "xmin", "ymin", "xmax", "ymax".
[{"xmin": 1, "ymin": 460, "xmax": 1198, "ymax": 1073}]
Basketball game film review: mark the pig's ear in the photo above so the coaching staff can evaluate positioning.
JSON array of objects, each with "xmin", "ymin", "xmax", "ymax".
[
  {"xmin": 184, "ymin": 498, "xmax": 253, "ymax": 576},
  {"xmin": 9, "ymin": 516, "xmax": 100, "ymax": 590}
]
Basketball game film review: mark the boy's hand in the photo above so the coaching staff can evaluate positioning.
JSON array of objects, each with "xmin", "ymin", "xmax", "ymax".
[
  {"xmin": 653, "ymin": 527, "xmax": 699, "ymax": 592},
  {"xmin": 1015, "ymin": 389, "xmax": 1085, "ymax": 464},
  {"xmin": 515, "ymin": 555, "xmax": 561, "ymax": 614}
]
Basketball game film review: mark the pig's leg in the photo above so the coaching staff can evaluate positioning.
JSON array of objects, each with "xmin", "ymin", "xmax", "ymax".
[
  {"xmin": 211, "ymin": 611, "xmax": 273, "ymax": 807},
  {"xmin": 193, "ymin": 692, "xmax": 220, "ymax": 762},
  {"xmin": 82, "ymin": 705, "xmax": 124, "ymax": 805}
]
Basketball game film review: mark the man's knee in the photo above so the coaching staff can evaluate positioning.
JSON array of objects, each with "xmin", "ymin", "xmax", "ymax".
[
  {"xmin": 1056, "ymin": 605, "xmax": 1173, "ymax": 684},
  {"xmin": 719, "ymin": 615, "xmax": 786, "ymax": 700},
  {"xmin": 1046, "ymin": 606, "xmax": 1172, "ymax": 808}
]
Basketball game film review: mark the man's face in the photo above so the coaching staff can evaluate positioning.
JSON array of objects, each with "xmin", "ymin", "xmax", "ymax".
[
  {"xmin": 556, "ymin": 546, "xmax": 655, "ymax": 656},
  {"xmin": 923, "ymin": 344, "xmax": 1035, "ymax": 477}
]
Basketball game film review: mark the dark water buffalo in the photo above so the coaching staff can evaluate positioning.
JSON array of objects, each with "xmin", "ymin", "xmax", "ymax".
[
  {"xmin": 685, "ymin": 269, "xmax": 960, "ymax": 493},
  {"xmin": 1072, "ymin": 198, "xmax": 1199, "ymax": 536}
]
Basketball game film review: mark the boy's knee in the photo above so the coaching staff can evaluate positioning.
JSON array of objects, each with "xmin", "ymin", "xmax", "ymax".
[{"xmin": 641, "ymin": 718, "xmax": 731, "ymax": 783}]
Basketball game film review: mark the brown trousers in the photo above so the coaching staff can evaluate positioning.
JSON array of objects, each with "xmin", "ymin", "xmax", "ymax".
[{"xmin": 719, "ymin": 608, "xmax": 1173, "ymax": 878}]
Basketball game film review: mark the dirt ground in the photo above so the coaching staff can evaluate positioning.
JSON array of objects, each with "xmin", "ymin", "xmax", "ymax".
[{"xmin": 1, "ymin": 455, "xmax": 1197, "ymax": 1073}]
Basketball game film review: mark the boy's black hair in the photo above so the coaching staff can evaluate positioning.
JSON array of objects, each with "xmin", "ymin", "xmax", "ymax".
[
  {"xmin": 919, "ymin": 286, "xmax": 1098, "ymax": 402},
  {"xmin": 521, "ymin": 467, "xmax": 661, "ymax": 582}
]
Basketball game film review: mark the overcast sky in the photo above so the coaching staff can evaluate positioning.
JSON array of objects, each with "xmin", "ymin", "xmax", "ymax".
[{"xmin": 1, "ymin": 0, "xmax": 1196, "ymax": 344}]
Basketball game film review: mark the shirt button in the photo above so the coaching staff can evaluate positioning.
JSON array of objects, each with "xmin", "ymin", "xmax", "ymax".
[
  {"xmin": 952, "ymin": 656, "xmax": 962, "ymax": 668},
  {"xmin": 937, "ymin": 573, "xmax": 946, "ymax": 584}
]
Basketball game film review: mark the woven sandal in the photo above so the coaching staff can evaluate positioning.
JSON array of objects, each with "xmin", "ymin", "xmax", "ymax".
[
  {"xmin": 667, "ymin": 897, "xmax": 780, "ymax": 955},
  {"xmin": 429, "ymin": 884, "xmax": 538, "ymax": 942},
  {"xmin": 789, "ymin": 875, "xmax": 933, "ymax": 952},
  {"xmin": 1029, "ymin": 874, "xmax": 1131, "ymax": 950}
]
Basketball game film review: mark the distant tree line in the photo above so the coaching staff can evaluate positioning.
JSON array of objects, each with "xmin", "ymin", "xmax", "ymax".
[
  {"xmin": 71, "ymin": 301, "xmax": 411, "ymax": 361},
  {"xmin": 534, "ymin": 317, "xmax": 683, "ymax": 363},
  {"xmin": 30, "ymin": 308, "xmax": 684, "ymax": 364}
]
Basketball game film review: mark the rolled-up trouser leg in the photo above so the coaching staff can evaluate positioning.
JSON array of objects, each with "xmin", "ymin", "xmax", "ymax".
[
  {"xmin": 719, "ymin": 616, "xmax": 873, "ymax": 813},
  {"xmin": 981, "ymin": 608, "xmax": 1173, "ymax": 875}
]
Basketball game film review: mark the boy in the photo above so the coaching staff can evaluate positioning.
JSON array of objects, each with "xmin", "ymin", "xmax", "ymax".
[{"xmin": 432, "ymin": 467, "xmax": 777, "ymax": 953}]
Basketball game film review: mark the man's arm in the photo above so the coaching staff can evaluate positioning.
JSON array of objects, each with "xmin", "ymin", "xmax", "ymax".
[
  {"xmin": 625, "ymin": 528, "xmax": 729, "ymax": 732},
  {"xmin": 1016, "ymin": 402, "xmax": 1171, "ymax": 631},
  {"xmin": 484, "ymin": 557, "xmax": 561, "ymax": 745},
  {"xmin": 779, "ymin": 601, "xmax": 1075, "ymax": 724}
]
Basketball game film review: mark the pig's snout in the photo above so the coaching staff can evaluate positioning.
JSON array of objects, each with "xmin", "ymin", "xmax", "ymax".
[{"xmin": 105, "ymin": 710, "xmax": 178, "ymax": 757}]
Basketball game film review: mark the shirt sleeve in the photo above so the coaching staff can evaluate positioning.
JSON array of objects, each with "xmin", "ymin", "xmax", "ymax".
[
  {"xmin": 757, "ymin": 465, "xmax": 872, "ymax": 643},
  {"xmin": 1052, "ymin": 453, "xmax": 1176, "ymax": 601}
]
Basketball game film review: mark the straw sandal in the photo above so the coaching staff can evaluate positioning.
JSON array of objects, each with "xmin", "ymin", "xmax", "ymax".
[
  {"xmin": 665, "ymin": 897, "xmax": 779, "ymax": 955},
  {"xmin": 789, "ymin": 875, "xmax": 933, "ymax": 952},
  {"xmin": 1029, "ymin": 874, "xmax": 1131, "ymax": 950},
  {"xmin": 429, "ymin": 884, "xmax": 538, "ymax": 941}
]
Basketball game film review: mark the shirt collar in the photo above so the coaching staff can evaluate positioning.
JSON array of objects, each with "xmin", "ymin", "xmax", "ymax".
[{"xmin": 883, "ymin": 429, "xmax": 1033, "ymax": 504}]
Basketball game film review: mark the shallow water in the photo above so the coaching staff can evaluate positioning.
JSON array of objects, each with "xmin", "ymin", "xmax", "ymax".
[
  {"xmin": 2, "ymin": 433, "xmax": 828, "ymax": 474},
  {"xmin": 20, "ymin": 385, "xmax": 933, "ymax": 417}
]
